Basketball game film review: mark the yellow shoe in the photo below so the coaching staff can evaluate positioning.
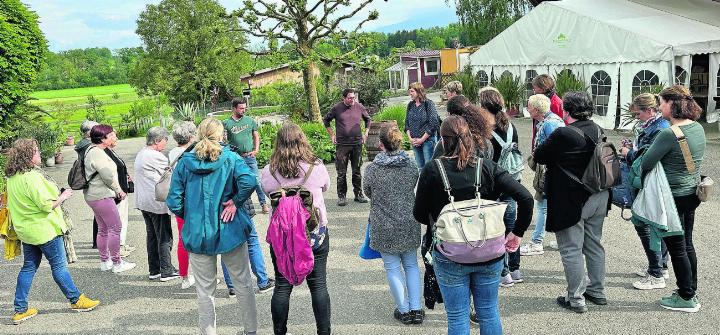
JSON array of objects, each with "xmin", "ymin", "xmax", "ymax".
[
  {"xmin": 12, "ymin": 308, "xmax": 38, "ymax": 325},
  {"xmin": 70, "ymin": 294, "xmax": 100, "ymax": 312}
]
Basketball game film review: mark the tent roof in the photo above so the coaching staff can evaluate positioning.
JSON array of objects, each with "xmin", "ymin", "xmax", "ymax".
[{"xmin": 470, "ymin": 0, "xmax": 720, "ymax": 66}]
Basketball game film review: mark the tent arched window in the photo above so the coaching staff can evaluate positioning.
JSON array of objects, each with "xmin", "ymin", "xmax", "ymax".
[
  {"xmin": 675, "ymin": 66, "xmax": 688, "ymax": 85},
  {"xmin": 632, "ymin": 70, "xmax": 659, "ymax": 96},
  {"xmin": 717, "ymin": 68, "xmax": 720, "ymax": 96},
  {"xmin": 476, "ymin": 70, "xmax": 489, "ymax": 88},
  {"xmin": 525, "ymin": 70, "xmax": 538, "ymax": 99},
  {"xmin": 591, "ymin": 70, "xmax": 611, "ymax": 116},
  {"xmin": 500, "ymin": 70, "xmax": 513, "ymax": 79}
]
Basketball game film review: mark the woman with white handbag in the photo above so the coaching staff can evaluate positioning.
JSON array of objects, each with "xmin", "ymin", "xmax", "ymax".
[{"xmin": 414, "ymin": 116, "xmax": 533, "ymax": 335}]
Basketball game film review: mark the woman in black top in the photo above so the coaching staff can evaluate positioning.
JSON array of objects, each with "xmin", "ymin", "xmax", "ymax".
[{"xmin": 414, "ymin": 116, "xmax": 532, "ymax": 335}]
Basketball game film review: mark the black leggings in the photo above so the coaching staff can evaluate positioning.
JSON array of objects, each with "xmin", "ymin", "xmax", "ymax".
[
  {"xmin": 270, "ymin": 235, "xmax": 331, "ymax": 335},
  {"xmin": 662, "ymin": 194, "xmax": 700, "ymax": 300}
]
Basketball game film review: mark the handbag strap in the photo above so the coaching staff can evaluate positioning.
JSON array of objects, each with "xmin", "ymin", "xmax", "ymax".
[
  {"xmin": 433, "ymin": 157, "xmax": 482, "ymax": 202},
  {"xmin": 670, "ymin": 125, "xmax": 697, "ymax": 175}
]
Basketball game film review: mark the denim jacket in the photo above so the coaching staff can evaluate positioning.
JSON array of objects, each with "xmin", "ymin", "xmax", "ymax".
[
  {"xmin": 533, "ymin": 111, "xmax": 565, "ymax": 150},
  {"xmin": 626, "ymin": 116, "xmax": 670, "ymax": 165},
  {"xmin": 166, "ymin": 145, "xmax": 257, "ymax": 255}
]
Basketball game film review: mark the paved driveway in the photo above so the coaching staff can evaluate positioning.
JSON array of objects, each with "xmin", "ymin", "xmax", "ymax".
[{"xmin": 1, "ymin": 117, "xmax": 718, "ymax": 334}]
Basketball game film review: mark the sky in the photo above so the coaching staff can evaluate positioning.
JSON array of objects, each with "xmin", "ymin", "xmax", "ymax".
[{"xmin": 21, "ymin": 0, "xmax": 458, "ymax": 52}]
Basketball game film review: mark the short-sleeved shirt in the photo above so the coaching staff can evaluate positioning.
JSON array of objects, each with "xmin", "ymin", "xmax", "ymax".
[{"xmin": 223, "ymin": 116, "xmax": 258, "ymax": 153}]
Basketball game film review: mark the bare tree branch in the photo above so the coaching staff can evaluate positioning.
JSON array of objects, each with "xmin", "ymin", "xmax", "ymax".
[{"xmin": 310, "ymin": 0, "xmax": 375, "ymax": 42}]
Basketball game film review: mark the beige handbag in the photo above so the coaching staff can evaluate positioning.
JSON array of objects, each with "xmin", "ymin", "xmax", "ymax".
[
  {"xmin": 670, "ymin": 125, "xmax": 714, "ymax": 202},
  {"xmin": 155, "ymin": 153, "xmax": 183, "ymax": 202}
]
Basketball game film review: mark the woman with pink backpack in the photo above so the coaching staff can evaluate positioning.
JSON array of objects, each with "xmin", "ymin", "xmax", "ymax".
[{"xmin": 261, "ymin": 122, "xmax": 332, "ymax": 335}]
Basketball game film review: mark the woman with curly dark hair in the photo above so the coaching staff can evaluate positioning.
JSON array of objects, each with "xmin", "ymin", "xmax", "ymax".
[{"xmin": 5, "ymin": 139, "xmax": 100, "ymax": 325}]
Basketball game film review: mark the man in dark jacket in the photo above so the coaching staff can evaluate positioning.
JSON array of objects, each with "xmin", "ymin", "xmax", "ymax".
[
  {"xmin": 323, "ymin": 88, "xmax": 371, "ymax": 206},
  {"xmin": 533, "ymin": 91, "xmax": 610, "ymax": 313}
]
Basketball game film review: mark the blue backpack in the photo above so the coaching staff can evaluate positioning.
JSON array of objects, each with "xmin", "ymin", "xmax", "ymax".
[{"xmin": 492, "ymin": 125, "xmax": 524, "ymax": 180}]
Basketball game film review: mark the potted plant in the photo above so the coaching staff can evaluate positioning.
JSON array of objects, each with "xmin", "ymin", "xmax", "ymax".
[
  {"xmin": 65, "ymin": 134, "xmax": 75, "ymax": 146},
  {"xmin": 492, "ymin": 74, "xmax": 525, "ymax": 117}
]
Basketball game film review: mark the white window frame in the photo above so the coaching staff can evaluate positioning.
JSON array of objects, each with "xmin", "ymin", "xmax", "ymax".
[
  {"xmin": 424, "ymin": 58, "xmax": 439, "ymax": 75},
  {"xmin": 591, "ymin": 70, "xmax": 612, "ymax": 116}
]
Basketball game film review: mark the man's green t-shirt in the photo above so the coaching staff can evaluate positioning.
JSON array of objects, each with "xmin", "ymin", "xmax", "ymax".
[{"xmin": 223, "ymin": 116, "xmax": 258, "ymax": 153}]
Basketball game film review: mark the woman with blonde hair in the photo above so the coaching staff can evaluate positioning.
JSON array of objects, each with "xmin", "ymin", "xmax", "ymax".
[
  {"xmin": 363, "ymin": 125, "xmax": 422, "ymax": 324},
  {"xmin": 167, "ymin": 117, "xmax": 258, "ymax": 334},
  {"xmin": 6, "ymin": 138, "xmax": 100, "ymax": 325},
  {"xmin": 618, "ymin": 93, "xmax": 671, "ymax": 290},
  {"xmin": 261, "ymin": 122, "xmax": 332, "ymax": 335},
  {"xmin": 405, "ymin": 82, "xmax": 440, "ymax": 169}
]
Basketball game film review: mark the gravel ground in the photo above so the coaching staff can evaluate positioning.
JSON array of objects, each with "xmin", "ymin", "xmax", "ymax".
[{"xmin": 0, "ymin": 112, "xmax": 718, "ymax": 334}]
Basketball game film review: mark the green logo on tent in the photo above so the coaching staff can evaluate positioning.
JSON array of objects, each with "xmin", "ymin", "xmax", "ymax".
[{"xmin": 553, "ymin": 33, "xmax": 569, "ymax": 47}]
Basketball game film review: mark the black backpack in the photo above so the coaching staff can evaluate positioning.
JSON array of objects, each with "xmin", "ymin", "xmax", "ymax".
[
  {"xmin": 67, "ymin": 146, "xmax": 98, "ymax": 190},
  {"xmin": 559, "ymin": 124, "xmax": 620, "ymax": 193}
]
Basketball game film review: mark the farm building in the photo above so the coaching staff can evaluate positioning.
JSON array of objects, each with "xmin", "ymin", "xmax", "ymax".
[
  {"xmin": 386, "ymin": 50, "xmax": 441, "ymax": 90},
  {"xmin": 468, "ymin": 0, "xmax": 720, "ymax": 129},
  {"xmin": 240, "ymin": 62, "xmax": 356, "ymax": 88}
]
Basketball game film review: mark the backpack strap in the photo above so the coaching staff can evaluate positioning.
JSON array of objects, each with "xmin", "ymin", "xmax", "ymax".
[
  {"xmin": 491, "ymin": 126, "xmax": 514, "ymax": 149},
  {"xmin": 300, "ymin": 163, "xmax": 315, "ymax": 186},
  {"xmin": 84, "ymin": 146, "xmax": 99, "ymax": 182},
  {"xmin": 474, "ymin": 157, "xmax": 483, "ymax": 196},
  {"xmin": 670, "ymin": 125, "xmax": 697, "ymax": 175}
]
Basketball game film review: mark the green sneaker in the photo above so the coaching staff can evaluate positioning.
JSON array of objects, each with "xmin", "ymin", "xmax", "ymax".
[{"xmin": 660, "ymin": 292, "xmax": 699, "ymax": 313}]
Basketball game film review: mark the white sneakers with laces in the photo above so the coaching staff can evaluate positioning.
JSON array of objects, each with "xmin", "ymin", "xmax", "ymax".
[
  {"xmin": 112, "ymin": 260, "xmax": 137, "ymax": 273},
  {"xmin": 633, "ymin": 274, "xmax": 667, "ymax": 290},
  {"xmin": 99, "ymin": 260, "xmax": 113, "ymax": 271},
  {"xmin": 520, "ymin": 242, "xmax": 544, "ymax": 256}
]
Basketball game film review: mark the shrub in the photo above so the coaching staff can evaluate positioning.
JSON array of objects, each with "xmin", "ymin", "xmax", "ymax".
[
  {"xmin": 337, "ymin": 70, "xmax": 389, "ymax": 113},
  {"xmin": 173, "ymin": 102, "xmax": 199, "ymax": 122},
  {"xmin": 256, "ymin": 122, "xmax": 335, "ymax": 168},
  {"xmin": 555, "ymin": 70, "xmax": 588, "ymax": 99},
  {"xmin": 452, "ymin": 66, "xmax": 480, "ymax": 103},
  {"xmin": 373, "ymin": 104, "xmax": 411, "ymax": 150},
  {"xmin": 85, "ymin": 95, "xmax": 107, "ymax": 123},
  {"xmin": 119, "ymin": 99, "xmax": 155, "ymax": 138},
  {"xmin": 491, "ymin": 73, "xmax": 524, "ymax": 112}
]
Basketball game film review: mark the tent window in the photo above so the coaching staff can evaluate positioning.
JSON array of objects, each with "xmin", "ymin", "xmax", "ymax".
[
  {"xmin": 525, "ymin": 70, "xmax": 538, "ymax": 99},
  {"xmin": 675, "ymin": 66, "xmax": 688, "ymax": 85},
  {"xmin": 501, "ymin": 70, "xmax": 513, "ymax": 79},
  {"xmin": 632, "ymin": 70, "xmax": 659, "ymax": 96},
  {"xmin": 591, "ymin": 71, "xmax": 611, "ymax": 116},
  {"xmin": 717, "ymin": 68, "xmax": 720, "ymax": 96},
  {"xmin": 476, "ymin": 70, "xmax": 489, "ymax": 88}
]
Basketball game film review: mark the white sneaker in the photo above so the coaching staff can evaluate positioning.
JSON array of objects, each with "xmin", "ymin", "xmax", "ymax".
[
  {"xmin": 99, "ymin": 260, "xmax": 113, "ymax": 271},
  {"xmin": 635, "ymin": 268, "xmax": 670, "ymax": 279},
  {"xmin": 633, "ymin": 274, "xmax": 666, "ymax": 290},
  {"xmin": 520, "ymin": 242, "xmax": 544, "ymax": 256},
  {"xmin": 500, "ymin": 273, "xmax": 514, "ymax": 287},
  {"xmin": 181, "ymin": 275, "xmax": 196, "ymax": 289},
  {"xmin": 112, "ymin": 260, "xmax": 137, "ymax": 273},
  {"xmin": 546, "ymin": 241, "xmax": 559, "ymax": 250}
]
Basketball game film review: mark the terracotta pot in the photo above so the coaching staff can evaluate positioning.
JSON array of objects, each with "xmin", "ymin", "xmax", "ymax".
[
  {"xmin": 55, "ymin": 152, "xmax": 64, "ymax": 164},
  {"xmin": 65, "ymin": 135, "xmax": 75, "ymax": 146}
]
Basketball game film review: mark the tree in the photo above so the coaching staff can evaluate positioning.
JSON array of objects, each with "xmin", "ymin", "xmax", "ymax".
[
  {"xmin": 132, "ymin": 0, "xmax": 251, "ymax": 105},
  {"xmin": 232, "ymin": 0, "xmax": 384, "ymax": 122},
  {"xmin": 0, "ymin": 0, "xmax": 48, "ymax": 144},
  {"xmin": 449, "ymin": 0, "xmax": 530, "ymax": 45}
]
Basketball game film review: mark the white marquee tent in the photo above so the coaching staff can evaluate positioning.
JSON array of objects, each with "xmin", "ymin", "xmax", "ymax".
[{"xmin": 468, "ymin": 0, "xmax": 720, "ymax": 129}]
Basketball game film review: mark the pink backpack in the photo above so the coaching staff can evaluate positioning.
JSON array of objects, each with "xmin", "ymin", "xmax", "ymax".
[{"xmin": 266, "ymin": 192, "xmax": 315, "ymax": 286}]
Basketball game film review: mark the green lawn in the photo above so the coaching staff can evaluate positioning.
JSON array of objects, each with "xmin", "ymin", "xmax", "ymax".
[{"xmin": 31, "ymin": 84, "xmax": 135, "ymax": 100}]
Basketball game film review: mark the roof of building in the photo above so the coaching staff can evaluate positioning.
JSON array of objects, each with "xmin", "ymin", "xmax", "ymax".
[
  {"xmin": 399, "ymin": 50, "xmax": 441, "ymax": 58},
  {"xmin": 385, "ymin": 60, "xmax": 418, "ymax": 72}
]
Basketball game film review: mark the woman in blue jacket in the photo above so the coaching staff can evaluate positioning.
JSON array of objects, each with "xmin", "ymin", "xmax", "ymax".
[
  {"xmin": 167, "ymin": 118, "xmax": 258, "ymax": 335},
  {"xmin": 619, "ymin": 93, "xmax": 671, "ymax": 291}
]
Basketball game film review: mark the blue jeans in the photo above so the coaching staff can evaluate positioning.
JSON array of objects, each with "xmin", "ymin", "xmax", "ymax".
[
  {"xmin": 243, "ymin": 156, "xmax": 266, "ymax": 205},
  {"xmin": 14, "ymin": 236, "xmax": 81, "ymax": 312},
  {"xmin": 634, "ymin": 224, "xmax": 669, "ymax": 278},
  {"xmin": 433, "ymin": 250, "xmax": 503, "ymax": 335},
  {"xmin": 530, "ymin": 198, "xmax": 547, "ymax": 244},
  {"xmin": 499, "ymin": 196, "xmax": 520, "ymax": 275},
  {"xmin": 223, "ymin": 224, "xmax": 269, "ymax": 289},
  {"xmin": 412, "ymin": 137, "xmax": 437, "ymax": 169},
  {"xmin": 380, "ymin": 250, "xmax": 422, "ymax": 313}
]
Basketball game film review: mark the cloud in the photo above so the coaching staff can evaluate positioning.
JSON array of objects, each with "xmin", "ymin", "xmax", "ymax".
[{"xmin": 21, "ymin": 0, "xmax": 456, "ymax": 52}]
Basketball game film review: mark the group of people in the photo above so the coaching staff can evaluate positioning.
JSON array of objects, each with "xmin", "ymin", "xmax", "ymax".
[{"xmin": 3, "ymin": 73, "xmax": 706, "ymax": 334}]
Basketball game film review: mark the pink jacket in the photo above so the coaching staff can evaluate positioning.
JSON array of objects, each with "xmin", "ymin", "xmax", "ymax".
[{"xmin": 261, "ymin": 161, "xmax": 330, "ymax": 228}]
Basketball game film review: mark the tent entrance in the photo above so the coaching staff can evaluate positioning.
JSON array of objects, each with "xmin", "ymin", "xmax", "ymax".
[{"xmin": 690, "ymin": 54, "xmax": 710, "ymax": 121}]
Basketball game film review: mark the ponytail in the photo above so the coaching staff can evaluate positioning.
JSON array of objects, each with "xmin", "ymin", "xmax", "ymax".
[{"xmin": 195, "ymin": 118, "xmax": 224, "ymax": 162}]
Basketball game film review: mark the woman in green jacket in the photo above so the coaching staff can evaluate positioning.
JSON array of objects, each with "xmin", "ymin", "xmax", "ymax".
[
  {"xmin": 640, "ymin": 85, "xmax": 706, "ymax": 313},
  {"xmin": 5, "ymin": 139, "xmax": 100, "ymax": 325}
]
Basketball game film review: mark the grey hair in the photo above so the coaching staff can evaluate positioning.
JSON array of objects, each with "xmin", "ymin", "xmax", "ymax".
[
  {"xmin": 172, "ymin": 121, "xmax": 197, "ymax": 145},
  {"xmin": 527, "ymin": 94, "xmax": 551, "ymax": 114},
  {"xmin": 146, "ymin": 126, "xmax": 170, "ymax": 146},
  {"xmin": 80, "ymin": 120, "xmax": 99, "ymax": 138}
]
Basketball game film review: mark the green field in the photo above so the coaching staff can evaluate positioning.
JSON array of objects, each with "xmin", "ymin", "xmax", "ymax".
[{"xmin": 30, "ymin": 84, "xmax": 171, "ymax": 137}]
